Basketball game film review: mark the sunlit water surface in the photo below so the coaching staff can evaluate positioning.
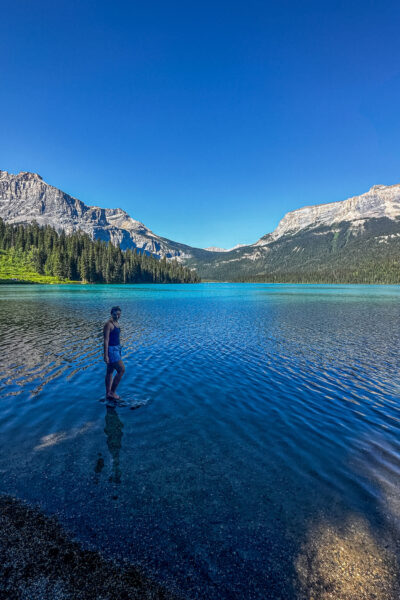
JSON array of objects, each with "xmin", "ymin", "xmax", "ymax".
[{"xmin": 0, "ymin": 284, "xmax": 399, "ymax": 598}]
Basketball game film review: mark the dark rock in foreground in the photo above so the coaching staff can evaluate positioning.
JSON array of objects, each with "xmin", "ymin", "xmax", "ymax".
[{"xmin": 0, "ymin": 494, "xmax": 181, "ymax": 600}]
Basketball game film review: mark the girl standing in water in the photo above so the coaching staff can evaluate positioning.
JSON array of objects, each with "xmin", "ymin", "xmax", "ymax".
[{"xmin": 103, "ymin": 306, "xmax": 125, "ymax": 400}]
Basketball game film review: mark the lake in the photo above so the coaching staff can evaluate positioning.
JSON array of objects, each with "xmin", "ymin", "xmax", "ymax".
[{"xmin": 0, "ymin": 283, "xmax": 399, "ymax": 599}]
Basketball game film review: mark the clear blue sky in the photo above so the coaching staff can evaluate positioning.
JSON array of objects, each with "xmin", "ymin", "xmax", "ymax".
[{"xmin": 1, "ymin": 1, "xmax": 399, "ymax": 249}]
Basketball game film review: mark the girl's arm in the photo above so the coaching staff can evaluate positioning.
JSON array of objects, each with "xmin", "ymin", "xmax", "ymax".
[{"xmin": 103, "ymin": 323, "xmax": 111, "ymax": 363}]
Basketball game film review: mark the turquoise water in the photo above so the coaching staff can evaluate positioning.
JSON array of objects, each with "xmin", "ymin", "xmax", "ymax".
[{"xmin": 0, "ymin": 283, "xmax": 399, "ymax": 598}]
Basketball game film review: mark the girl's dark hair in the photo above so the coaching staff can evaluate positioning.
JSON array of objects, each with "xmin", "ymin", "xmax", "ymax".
[{"xmin": 111, "ymin": 306, "xmax": 121, "ymax": 313}]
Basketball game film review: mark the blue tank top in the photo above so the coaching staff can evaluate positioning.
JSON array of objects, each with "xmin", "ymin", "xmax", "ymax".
[{"xmin": 109, "ymin": 324, "xmax": 120, "ymax": 346}]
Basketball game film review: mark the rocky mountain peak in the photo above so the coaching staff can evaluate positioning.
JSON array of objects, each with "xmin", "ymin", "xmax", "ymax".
[
  {"xmin": 204, "ymin": 243, "xmax": 247, "ymax": 253},
  {"xmin": 369, "ymin": 184, "xmax": 387, "ymax": 192},
  {"xmin": 255, "ymin": 182, "xmax": 400, "ymax": 245},
  {"xmin": 0, "ymin": 170, "xmax": 43, "ymax": 181},
  {"xmin": 2, "ymin": 169, "xmax": 400, "ymax": 276},
  {"xmin": 0, "ymin": 170, "xmax": 193, "ymax": 260},
  {"xmin": 18, "ymin": 171, "xmax": 43, "ymax": 181}
]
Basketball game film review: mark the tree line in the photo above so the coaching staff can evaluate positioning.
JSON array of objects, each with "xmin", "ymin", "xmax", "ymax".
[
  {"xmin": 0, "ymin": 218, "xmax": 200, "ymax": 284},
  {"xmin": 196, "ymin": 218, "xmax": 400, "ymax": 284}
]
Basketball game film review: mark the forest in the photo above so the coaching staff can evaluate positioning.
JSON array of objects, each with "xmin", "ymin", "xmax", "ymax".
[
  {"xmin": 192, "ymin": 218, "xmax": 400, "ymax": 284},
  {"xmin": 0, "ymin": 218, "xmax": 200, "ymax": 284}
]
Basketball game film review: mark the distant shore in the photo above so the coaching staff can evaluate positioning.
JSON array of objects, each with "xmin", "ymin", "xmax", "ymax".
[
  {"xmin": 0, "ymin": 494, "xmax": 180, "ymax": 600},
  {"xmin": 2, "ymin": 279, "xmax": 400, "ymax": 286}
]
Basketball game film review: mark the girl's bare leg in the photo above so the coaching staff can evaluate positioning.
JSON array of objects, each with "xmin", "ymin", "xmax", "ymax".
[
  {"xmin": 110, "ymin": 361, "xmax": 125, "ymax": 398},
  {"xmin": 105, "ymin": 365, "xmax": 114, "ymax": 397}
]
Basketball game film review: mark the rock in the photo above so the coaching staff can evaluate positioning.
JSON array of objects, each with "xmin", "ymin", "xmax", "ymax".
[{"xmin": 0, "ymin": 170, "xmax": 192, "ymax": 261}]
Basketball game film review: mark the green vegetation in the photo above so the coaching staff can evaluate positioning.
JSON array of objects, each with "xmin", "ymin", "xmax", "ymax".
[
  {"xmin": 0, "ymin": 248, "xmax": 76, "ymax": 284},
  {"xmin": 187, "ymin": 218, "xmax": 400, "ymax": 284},
  {"xmin": 0, "ymin": 219, "xmax": 200, "ymax": 284}
]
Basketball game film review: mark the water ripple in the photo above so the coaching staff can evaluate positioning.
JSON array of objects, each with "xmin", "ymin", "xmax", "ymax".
[{"xmin": 0, "ymin": 283, "xmax": 400, "ymax": 599}]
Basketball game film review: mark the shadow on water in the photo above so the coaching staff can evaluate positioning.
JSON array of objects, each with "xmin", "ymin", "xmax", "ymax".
[
  {"xmin": 1, "ymin": 284, "xmax": 400, "ymax": 599},
  {"xmin": 94, "ymin": 406, "xmax": 124, "ymax": 486}
]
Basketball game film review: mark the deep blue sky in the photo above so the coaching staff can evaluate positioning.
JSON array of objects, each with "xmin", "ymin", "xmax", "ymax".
[{"xmin": 1, "ymin": 1, "xmax": 400, "ymax": 248}]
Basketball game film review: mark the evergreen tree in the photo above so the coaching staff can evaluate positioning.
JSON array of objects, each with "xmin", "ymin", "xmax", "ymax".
[{"xmin": 0, "ymin": 217, "xmax": 201, "ymax": 284}]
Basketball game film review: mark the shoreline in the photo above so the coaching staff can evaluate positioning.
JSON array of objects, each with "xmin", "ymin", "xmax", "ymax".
[
  {"xmin": 0, "ymin": 494, "xmax": 181, "ymax": 600},
  {"xmin": 2, "ymin": 279, "xmax": 400, "ymax": 286}
]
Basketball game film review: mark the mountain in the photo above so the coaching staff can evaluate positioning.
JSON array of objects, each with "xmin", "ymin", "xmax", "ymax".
[
  {"xmin": 204, "ymin": 246, "xmax": 229, "ymax": 252},
  {"xmin": 257, "ymin": 183, "xmax": 400, "ymax": 243},
  {"xmin": 1, "ymin": 170, "xmax": 400, "ymax": 283},
  {"xmin": 184, "ymin": 183, "xmax": 400, "ymax": 282},
  {"xmin": 204, "ymin": 244, "xmax": 246, "ymax": 252},
  {"xmin": 0, "ymin": 170, "xmax": 211, "ymax": 262}
]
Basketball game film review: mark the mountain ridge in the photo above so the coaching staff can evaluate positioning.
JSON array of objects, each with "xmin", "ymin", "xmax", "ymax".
[
  {"xmin": 0, "ymin": 170, "xmax": 197, "ymax": 260},
  {"xmin": 1, "ymin": 170, "xmax": 400, "ymax": 282},
  {"xmin": 255, "ymin": 182, "xmax": 400, "ymax": 245}
]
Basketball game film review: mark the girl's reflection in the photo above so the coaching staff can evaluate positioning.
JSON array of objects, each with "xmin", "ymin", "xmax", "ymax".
[{"xmin": 94, "ymin": 406, "xmax": 124, "ymax": 484}]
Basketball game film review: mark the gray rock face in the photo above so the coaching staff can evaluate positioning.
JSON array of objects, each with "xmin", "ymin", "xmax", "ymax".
[
  {"xmin": 255, "ymin": 183, "xmax": 400, "ymax": 246},
  {"xmin": 186, "ymin": 181, "xmax": 400, "ymax": 278},
  {"xmin": 2, "ymin": 170, "xmax": 400, "ymax": 277},
  {"xmin": 204, "ymin": 244, "xmax": 246, "ymax": 252},
  {"xmin": 0, "ymin": 170, "xmax": 192, "ymax": 259}
]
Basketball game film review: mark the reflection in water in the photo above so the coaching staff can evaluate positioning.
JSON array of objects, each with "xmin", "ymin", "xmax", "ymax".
[
  {"xmin": 295, "ymin": 516, "xmax": 399, "ymax": 599},
  {"xmin": 104, "ymin": 407, "xmax": 124, "ymax": 484},
  {"xmin": 0, "ymin": 302, "xmax": 99, "ymax": 397},
  {"xmin": 0, "ymin": 291, "xmax": 141, "ymax": 398},
  {"xmin": 2, "ymin": 284, "xmax": 400, "ymax": 599},
  {"xmin": 93, "ymin": 408, "xmax": 124, "ymax": 485},
  {"xmin": 94, "ymin": 454, "xmax": 105, "ymax": 484}
]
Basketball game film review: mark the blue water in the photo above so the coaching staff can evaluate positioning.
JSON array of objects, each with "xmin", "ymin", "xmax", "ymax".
[{"xmin": 0, "ymin": 283, "xmax": 399, "ymax": 598}]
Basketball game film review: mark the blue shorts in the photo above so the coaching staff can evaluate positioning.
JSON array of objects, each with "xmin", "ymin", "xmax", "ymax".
[{"xmin": 108, "ymin": 345, "xmax": 122, "ymax": 364}]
